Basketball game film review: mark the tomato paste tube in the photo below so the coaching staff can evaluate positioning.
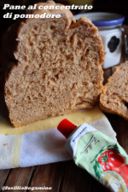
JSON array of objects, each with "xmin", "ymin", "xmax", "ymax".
[{"xmin": 57, "ymin": 119, "xmax": 128, "ymax": 192}]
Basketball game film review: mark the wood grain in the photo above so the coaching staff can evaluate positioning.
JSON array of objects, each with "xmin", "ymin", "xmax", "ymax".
[
  {"xmin": 3, "ymin": 167, "xmax": 35, "ymax": 191},
  {"xmin": 60, "ymin": 161, "xmax": 109, "ymax": 192},
  {"xmin": 0, "ymin": 170, "xmax": 10, "ymax": 189},
  {"xmin": 30, "ymin": 162, "xmax": 66, "ymax": 192}
]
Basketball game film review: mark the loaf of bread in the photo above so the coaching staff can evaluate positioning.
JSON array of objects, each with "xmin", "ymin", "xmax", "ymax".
[
  {"xmin": 1, "ymin": 1, "xmax": 104, "ymax": 127},
  {"xmin": 100, "ymin": 62, "xmax": 128, "ymax": 120}
]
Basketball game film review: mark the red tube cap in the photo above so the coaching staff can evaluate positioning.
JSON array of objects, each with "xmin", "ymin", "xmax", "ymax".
[{"xmin": 57, "ymin": 119, "xmax": 77, "ymax": 138}]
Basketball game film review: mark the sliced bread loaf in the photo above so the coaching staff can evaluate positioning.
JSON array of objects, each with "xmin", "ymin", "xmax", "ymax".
[
  {"xmin": 2, "ymin": 1, "xmax": 104, "ymax": 127},
  {"xmin": 100, "ymin": 62, "xmax": 128, "ymax": 120}
]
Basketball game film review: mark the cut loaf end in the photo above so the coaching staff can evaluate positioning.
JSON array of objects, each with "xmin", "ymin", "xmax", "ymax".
[{"xmin": 100, "ymin": 62, "xmax": 128, "ymax": 120}]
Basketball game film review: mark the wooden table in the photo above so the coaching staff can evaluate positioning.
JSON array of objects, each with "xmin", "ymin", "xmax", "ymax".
[{"xmin": 0, "ymin": 115, "xmax": 127, "ymax": 192}]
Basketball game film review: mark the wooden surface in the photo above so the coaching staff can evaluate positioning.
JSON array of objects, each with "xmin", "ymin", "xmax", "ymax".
[{"xmin": 0, "ymin": 115, "xmax": 127, "ymax": 192}]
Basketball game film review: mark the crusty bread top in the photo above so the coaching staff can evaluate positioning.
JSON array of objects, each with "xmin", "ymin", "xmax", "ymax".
[{"xmin": 30, "ymin": 0, "xmax": 75, "ymax": 28}]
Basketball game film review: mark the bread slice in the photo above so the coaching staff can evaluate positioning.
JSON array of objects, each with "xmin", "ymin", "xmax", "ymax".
[
  {"xmin": 2, "ymin": 1, "xmax": 104, "ymax": 127},
  {"xmin": 100, "ymin": 62, "xmax": 128, "ymax": 120}
]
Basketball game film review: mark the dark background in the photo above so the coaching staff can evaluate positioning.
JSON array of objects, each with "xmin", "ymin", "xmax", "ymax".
[{"xmin": 0, "ymin": 0, "xmax": 128, "ymax": 30}]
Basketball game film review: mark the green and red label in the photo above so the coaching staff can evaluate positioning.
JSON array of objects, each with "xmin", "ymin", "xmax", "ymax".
[
  {"xmin": 66, "ymin": 123, "xmax": 128, "ymax": 192},
  {"xmin": 97, "ymin": 149, "xmax": 128, "ymax": 187}
]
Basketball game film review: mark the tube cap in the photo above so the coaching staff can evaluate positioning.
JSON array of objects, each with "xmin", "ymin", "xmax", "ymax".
[{"xmin": 57, "ymin": 119, "xmax": 77, "ymax": 138}]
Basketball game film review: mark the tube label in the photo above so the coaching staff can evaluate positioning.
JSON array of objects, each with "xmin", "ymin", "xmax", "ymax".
[{"xmin": 66, "ymin": 124, "xmax": 128, "ymax": 192}]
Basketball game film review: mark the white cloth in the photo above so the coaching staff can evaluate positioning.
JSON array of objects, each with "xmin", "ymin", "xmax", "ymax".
[{"xmin": 0, "ymin": 109, "xmax": 116, "ymax": 169}]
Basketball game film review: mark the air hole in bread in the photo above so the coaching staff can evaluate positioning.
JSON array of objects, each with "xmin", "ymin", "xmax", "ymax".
[{"xmin": 124, "ymin": 101, "xmax": 128, "ymax": 108}]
